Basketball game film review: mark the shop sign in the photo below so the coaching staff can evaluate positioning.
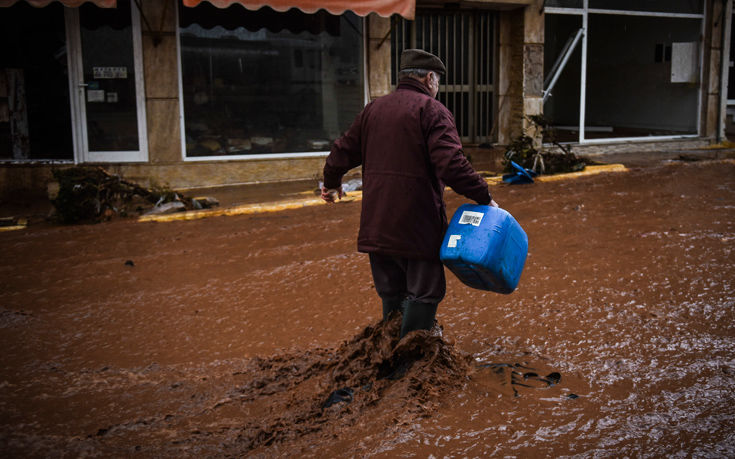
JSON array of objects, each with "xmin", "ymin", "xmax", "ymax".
[{"xmin": 93, "ymin": 67, "xmax": 128, "ymax": 79}]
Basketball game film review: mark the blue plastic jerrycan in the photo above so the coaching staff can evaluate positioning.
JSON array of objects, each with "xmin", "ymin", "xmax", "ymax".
[{"xmin": 440, "ymin": 204, "xmax": 528, "ymax": 294}]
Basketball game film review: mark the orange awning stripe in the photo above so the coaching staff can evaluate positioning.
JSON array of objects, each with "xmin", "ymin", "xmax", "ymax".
[
  {"xmin": 182, "ymin": 0, "xmax": 415, "ymax": 19},
  {"xmin": 0, "ymin": 0, "xmax": 116, "ymax": 7}
]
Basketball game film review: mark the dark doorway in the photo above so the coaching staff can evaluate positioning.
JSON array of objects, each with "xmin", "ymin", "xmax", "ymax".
[{"xmin": 0, "ymin": 2, "xmax": 73, "ymax": 160}]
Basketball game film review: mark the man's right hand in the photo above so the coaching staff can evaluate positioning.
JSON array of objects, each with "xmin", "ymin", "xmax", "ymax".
[{"xmin": 321, "ymin": 186, "xmax": 343, "ymax": 203}]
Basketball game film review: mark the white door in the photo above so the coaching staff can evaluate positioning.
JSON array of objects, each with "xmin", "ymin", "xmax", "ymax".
[{"xmin": 66, "ymin": 0, "xmax": 147, "ymax": 163}]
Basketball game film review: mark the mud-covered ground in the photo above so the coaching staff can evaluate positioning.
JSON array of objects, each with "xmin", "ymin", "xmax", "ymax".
[{"xmin": 1, "ymin": 158, "xmax": 734, "ymax": 457}]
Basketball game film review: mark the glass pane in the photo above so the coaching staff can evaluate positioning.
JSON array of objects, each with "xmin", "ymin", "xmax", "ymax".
[
  {"xmin": 179, "ymin": 4, "xmax": 364, "ymax": 156},
  {"xmin": 0, "ymin": 2, "xmax": 72, "ymax": 160},
  {"xmin": 589, "ymin": 0, "xmax": 703, "ymax": 15},
  {"xmin": 545, "ymin": 0, "xmax": 583, "ymax": 8},
  {"xmin": 543, "ymin": 14, "xmax": 583, "ymax": 143},
  {"xmin": 80, "ymin": 0, "xmax": 139, "ymax": 151},
  {"xmin": 585, "ymin": 14, "xmax": 701, "ymax": 139}
]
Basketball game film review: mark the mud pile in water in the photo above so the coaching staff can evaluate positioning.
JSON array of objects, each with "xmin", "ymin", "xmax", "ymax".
[
  {"xmin": 187, "ymin": 315, "xmax": 568, "ymax": 457},
  {"xmin": 210, "ymin": 315, "xmax": 474, "ymax": 455}
]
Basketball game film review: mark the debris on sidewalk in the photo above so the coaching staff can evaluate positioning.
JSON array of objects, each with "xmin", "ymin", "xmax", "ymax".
[
  {"xmin": 316, "ymin": 178, "xmax": 363, "ymax": 195},
  {"xmin": 142, "ymin": 201, "xmax": 187, "ymax": 216},
  {"xmin": 192, "ymin": 196, "xmax": 220, "ymax": 209},
  {"xmin": 503, "ymin": 115, "xmax": 594, "ymax": 176},
  {"xmin": 342, "ymin": 178, "xmax": 363, "ymax": 192},
  {"xmin": 49, "ymin": 166, "xmax": 215, "ymax": 224}
]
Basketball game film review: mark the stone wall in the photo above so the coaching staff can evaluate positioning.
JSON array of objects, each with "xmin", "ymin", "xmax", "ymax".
[
  {"xmin": 522, "ymin": 1, "xmax": 545, "ymax": 148},
  {"xmin": 497, "ymin": 8, "xmax": 525, "ymax": 145},
  {"xmin": 367, "ymin": 14, "xmax": 393, "ymax": 100},
  {"xmin": 702, "ymin": 0, "xmax": 731, "ymax": 140},
  {"xmin": 0, "ymin": 156, "xmax": 327, "ymax": 200},
  {"xmin": 141, "ymin": 0, "xmax": 181, "ymax": 164},
  {"xmin": 497, "ymin": 1, "xmax": 544, "ymax": 147}
]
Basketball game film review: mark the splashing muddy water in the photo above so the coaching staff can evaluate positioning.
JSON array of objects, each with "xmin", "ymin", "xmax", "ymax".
[{"xmin": 0, "ymin": 160, "xmax": 733, "ymax": 457}]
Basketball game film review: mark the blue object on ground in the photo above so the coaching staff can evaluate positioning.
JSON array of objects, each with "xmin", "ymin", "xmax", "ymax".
[
  {"xmin": 440, "ymin": 204, "xmax": 528, "ymax": 293},
  {"xmin": 511, "ymin": 160, "xmax": 537, "ymax": 177},
  {"xmin": 502, "ymin": 172, "xmax": 534, "ymax": 184},
  {"xmin": 503, "ymin": 161, "xmax": 537, "ymax": 184}
]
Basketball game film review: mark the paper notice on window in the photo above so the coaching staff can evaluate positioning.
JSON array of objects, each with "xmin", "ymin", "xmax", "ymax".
[
  {"xmin": 671, "ymin": 42, "xmax": 698, "ymax": 83},
  {"xmin": 93, "ymin": 66, "xmax": 127, "ymax": 79},
  {"xmin": 87, "ymin": 89, "xmax": 105, "ymax": 103},
  {"xmin": 106, "ymin": 92, "xmax": 118, "ymax": 103},
  {"xmin": 458, "ymin": 210, "xmax": 484, "ymax": 227}
]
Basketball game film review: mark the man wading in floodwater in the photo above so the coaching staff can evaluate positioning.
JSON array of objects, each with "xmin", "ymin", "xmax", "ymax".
[{"xmin": 322, "ymin": 49, "xmax": 498, "ymax": 340}]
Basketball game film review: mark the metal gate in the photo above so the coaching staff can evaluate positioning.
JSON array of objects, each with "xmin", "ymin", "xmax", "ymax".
[{"xmin": 391, "ymin": 10, "xmax": 496, "ymax": 144}]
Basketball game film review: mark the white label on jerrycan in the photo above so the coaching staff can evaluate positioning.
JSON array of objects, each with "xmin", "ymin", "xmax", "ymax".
[
  {"xmin": 458, "ymin": 210, "xmax": 484, "ymax": 226},
  {"xmin": 447, "ymin": 234, "xmax": 461, "ymax": 248}
]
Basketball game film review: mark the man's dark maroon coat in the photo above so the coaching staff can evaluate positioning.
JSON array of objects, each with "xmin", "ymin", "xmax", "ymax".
[{"xmin": 323, "ymin": 78, "xmax": 492, "ymax": 260}]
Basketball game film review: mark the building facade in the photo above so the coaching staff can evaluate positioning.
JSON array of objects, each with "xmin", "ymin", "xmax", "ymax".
[{"xmin": 0, "ymin": 0, "xmax": 730, "ymax": 197}]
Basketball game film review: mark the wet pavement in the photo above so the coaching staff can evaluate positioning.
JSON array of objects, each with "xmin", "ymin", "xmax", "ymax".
[{"xmin": 0, "ymin": 155, "xmax": 734, "ymax": 457}]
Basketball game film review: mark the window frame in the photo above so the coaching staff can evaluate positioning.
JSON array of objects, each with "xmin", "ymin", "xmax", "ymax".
[
  {"xmin": 175, "ymin": 1, "xmax": 368, "ymax": 162},
  {"xmin": 544, "ymin": 0, "xmax": 706, "ymax": 145},
  {"xmin": 66, "ymin": 1, "xmax": 149, "ymax": 164}
]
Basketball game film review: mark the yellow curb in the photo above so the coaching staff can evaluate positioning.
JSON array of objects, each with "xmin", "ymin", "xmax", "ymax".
[
  {"xmin": 138, "ymin": 195, "xmax": 362, "ymax": 223},
  {"xmin": 535, "ymin": 163, "xmax": 628, "ymax": 182},
  {"xmin": 0, "ymin": 225, "xmax": 27, "ymax": 232},
  {"xmin": 0, "ymin": 217, "xmax": 28, "ymax": 232},
  {"xmin": 137, "ymin": 163, "xmax": 628, "ymax": 223},
  {"xmin": 702, "ymin": 141, "xmax": 735, "ymax": 149},
  {"xmin": 484, "ymin": 163, "xmax": 627, "ymax": 185},
  {"xmin": 483, "ymin": 163, "xmax": 628, "ymax": 185},
  {"xmin": 484, "ymin": 176, "xmax": 504, "ymax": 185}
]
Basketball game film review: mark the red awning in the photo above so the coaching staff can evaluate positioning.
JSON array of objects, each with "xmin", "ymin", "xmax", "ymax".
[
  {"xmin": 0, "ymin": 0, "xmax": 116, "ymax": 6},
  {"xmin": 183, "ymin": 0, "xmax": 415, "ymax": 19}
]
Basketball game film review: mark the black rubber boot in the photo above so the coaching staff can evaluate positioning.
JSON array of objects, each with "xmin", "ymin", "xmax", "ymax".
[
  {"xmin": 381, "ymin": 296, "xmax": 405, "ymax": 321},
  {"xmin": 399, "ymin": 300, "xmax": 438, "ymax": 339}
]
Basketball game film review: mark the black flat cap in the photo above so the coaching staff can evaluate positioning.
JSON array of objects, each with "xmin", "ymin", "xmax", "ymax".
[{"xmin": 400, "ymin": 49, "xmax": 446, "ymax": 75}]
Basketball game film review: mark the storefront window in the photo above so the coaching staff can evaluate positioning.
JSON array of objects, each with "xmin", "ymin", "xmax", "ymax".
[
  {"xmin": 178, "ymin": 3, "xmax": 364, "ymax": 157},
  {"xmin": 545, "ymin": 5, "xmax": 703, "ymax": 143},
  {"xmin": 0, "ymin": 2, "xmax": 72, "ymax": 160}
]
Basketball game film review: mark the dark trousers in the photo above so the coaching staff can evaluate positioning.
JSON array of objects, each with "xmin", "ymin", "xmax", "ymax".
[{"xmin": 368, "ymin": 253, "xmax": 446, "ymax": 304}]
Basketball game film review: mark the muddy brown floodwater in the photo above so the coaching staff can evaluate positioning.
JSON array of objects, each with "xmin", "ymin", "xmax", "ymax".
[{"xmin": 1, "ymin": 159, "xmax": 734, "ymax": 457}]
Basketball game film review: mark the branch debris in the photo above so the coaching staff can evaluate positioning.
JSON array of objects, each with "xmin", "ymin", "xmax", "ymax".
[{"xmin": 50, "ymin": 166, "xmax": 215, "ymax": 224}]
